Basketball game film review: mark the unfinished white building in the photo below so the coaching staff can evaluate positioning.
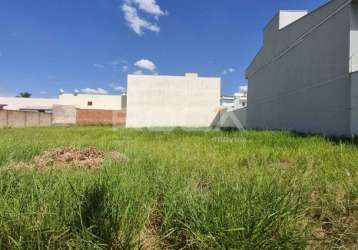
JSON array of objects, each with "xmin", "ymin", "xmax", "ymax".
[
  {"xmin": 246, "ymin": 0, "xmax": 358, "ymax": 136},
  {"xmin": 126, "ymin": 73, "xmax": 221, "ymax": 128}
]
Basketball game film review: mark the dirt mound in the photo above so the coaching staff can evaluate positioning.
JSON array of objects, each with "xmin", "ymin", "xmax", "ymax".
[
  {"xmin": 34, "ymin": 146, "xmax": 105, "ymax": 169},
  {"xmin": 8, "ymin": 146, "xmax": 129, "ymax": 171}
]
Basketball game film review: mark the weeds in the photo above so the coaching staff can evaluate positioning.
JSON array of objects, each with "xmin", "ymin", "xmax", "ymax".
[{"xmin": 0, "ymin": 127, "xmax": 357, "ymax": 249}]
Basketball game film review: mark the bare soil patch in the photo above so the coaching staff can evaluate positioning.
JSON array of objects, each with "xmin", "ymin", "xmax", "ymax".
[{"xmin": 8, "ymin": 146, "xmax": 129, "ymax": 171}]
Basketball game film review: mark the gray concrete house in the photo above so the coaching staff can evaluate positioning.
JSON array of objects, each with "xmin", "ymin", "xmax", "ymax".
[{"xmin": 246, "ymin": 0, "xmax": 358, "ymax": 136}]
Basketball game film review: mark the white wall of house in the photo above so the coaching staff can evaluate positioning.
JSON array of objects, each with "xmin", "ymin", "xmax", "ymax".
[
  {"xmin": 221, "ymin": 96, "xmax": 235, "ymax": 109},
  {"xmin": 246, "ymin": 0, "xmax": 354, "ymax": 136},
  {"xmin": 279, "ymin": 10, "xmax": 308, "ymax": 29},
  {"xmin": 351, "ymin": 2, "xmax": 358, "ymax": 134},
  {"xmin": 350, "ymin": 2, "xmax": 358, "ymax": 73},
  {"xmin": 0, "ymin": 97, "xmax": 59, "ymax": 111},
  {"xmin": 59, "ymin": 94, "xmax": 126, "ymax": 110},
  {"xmin": 234, "ymin": 86, "xmax": 248, "ymax": 109},
  {"xmin": 126, "ymin": 73, "xmax": 221, "ymax": 128}
]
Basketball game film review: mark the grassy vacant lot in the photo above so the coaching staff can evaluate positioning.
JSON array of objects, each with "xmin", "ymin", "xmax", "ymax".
[{"xmin": 0, "ymin": 127, "xmax": 357, "ymax": 249}]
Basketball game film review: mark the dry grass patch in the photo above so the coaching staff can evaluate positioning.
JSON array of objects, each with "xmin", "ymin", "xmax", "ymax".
[
  {"xmin": 7, "ymin": 146, "xmax": 129, "ymax": 171},
  {"xmin": 307, "ymin": 190, "xmax": 358, "ymax": 249},
  {"xmin": 140, "ymin": 207, "xmax": 163, "ymax": 250}
]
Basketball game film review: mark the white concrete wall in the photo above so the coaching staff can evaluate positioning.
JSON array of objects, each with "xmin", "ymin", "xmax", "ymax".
[
  {"xmin": 246, "ymin": 0, "xmax": 353, "ymax": 136},
  {"xmin": 52, "ymin": 105, "xmax": 77, "ymax": 125},
  {"xmin": 126, "ymin": 74, "xmax": 221, "ymax": 128},
  {"xmin": 0, "ymin": 111, "xmax": 7, "ymax": 127},
  {"xmin": 279, "ymin": 10, "xmax": 307, "ymax": 29},
  {"xmin": 350, "ymin": 2, "xmax": 358, "ymax": 72},
  {"xmin": 0, "ymin": 110, "xmax": 52, "ymax": 128},
  {"xmin": 0, "ymin": 97, "xmax": 59, "ymax": 111},
  {"xmin": 59, "ymin": 94, "xmax": 125, "ymax": 110}
]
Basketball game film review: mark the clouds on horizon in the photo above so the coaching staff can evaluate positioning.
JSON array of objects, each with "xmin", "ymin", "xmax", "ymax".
[
  {"xmin": 80, "ymin": 87, "xmax": 108, "ymax": 95},
  {"xmin": 110, "ymin": 83, "xmax": 126, "ymax": 93}
]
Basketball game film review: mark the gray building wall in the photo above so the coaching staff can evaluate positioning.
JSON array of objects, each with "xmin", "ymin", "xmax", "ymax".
[
  {"xmin": 246, "ymin": 0, "xmax": 353, "ymax": 136},
  {"xmin": 351, "ymin": 72, "xmax": 358, "ymax": 134}
]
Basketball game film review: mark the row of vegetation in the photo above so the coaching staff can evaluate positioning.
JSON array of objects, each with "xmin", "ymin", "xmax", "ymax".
[{"xmin": 0, "ymin": 127, "xmax": 357, "ymax": 249}]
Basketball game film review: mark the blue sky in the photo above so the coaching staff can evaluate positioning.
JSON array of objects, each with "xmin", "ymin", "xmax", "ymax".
[{"xmin": 0, "ymin": 0, "xmax": 328, "ymax": 97}]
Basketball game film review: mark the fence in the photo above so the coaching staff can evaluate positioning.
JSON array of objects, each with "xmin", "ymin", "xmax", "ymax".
[
  {"xmin": 0, "ymin": 107, "xmax": 128, "ymax": 128},
  {"xmin": 0, "ymin": 106, "xmax": 246, "ymax": 129},
  {"xmin": 0, "ymin": 110, "xmax": 52, "ymax": 128},
  {"xmin": 77, "ymin": 109, "xmax": 126, "ymax": 127},
  {"xmin": 52, "ymin": 105, "xmax": 77, "ymax": 125},
  {"xmin": 0, "ymin": 105, "xmax": 247, "ymax": 129}
]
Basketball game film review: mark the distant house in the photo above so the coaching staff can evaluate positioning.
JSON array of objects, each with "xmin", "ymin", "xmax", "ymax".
[
  {"xmin": 0, "ymin": 93, "xmax": 127, "ymax": 126},
  {"xmin": 234, "ymin": 86, "xmax": 248, "ymax": 109},
  {"xmin": 19, "ymin": 107, "xmax": 53, "ymax": 113},
  {"xmin": 126, "ymin": 73, "xmax": 221, "ymax": 128},
  {"xmin": 59, "ymin": 93, "xmax": 127, "ymax": 110},
  {"xmin": 0, "ymin": 97, "xmax": 60, "ymax": 112},
  {"xmin": 221, "ymin": 95, "xmax": 235, "ymax": 109},
  {"xmin": 221, "ymin": 86, "xmax": 248, "ymax": 111},
  {"xmin": 246, "ymin": 0, "xmax": 358, "ymax": 136},
  {"xmin": 57, "ymin": 93, "xmax": 127, "ymax": 126}
]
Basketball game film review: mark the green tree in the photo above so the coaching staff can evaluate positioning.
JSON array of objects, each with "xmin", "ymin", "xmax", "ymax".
[{"xmin": 17, "ymin": 92, "xmax": 32, "ymax": 98}]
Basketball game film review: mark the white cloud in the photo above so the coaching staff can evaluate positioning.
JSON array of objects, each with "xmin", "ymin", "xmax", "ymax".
[
  {"xmin": 59, "ymin": 89, "xmax": 65, "ymax": 94},
  {"xmin": 93, "ymin": 63, "xmax": 105, "ymax": 69},
  {"xmin": 80, "ymin": 88, "xmax": 108, "ymax": 95},
  {"xmin": 132, "ymin": 0, "xmax": 166, "ymax": 16},
  {"xmin": 222, "ymin": 68, "xmax": 236, "ymax": 75},
  {"xmin": 111, "ymin": 83, "xmax": 126, "ymax": 93},
  {"xmin": 121, "ymin": 0, "xmax": 166, "ymax": 35},
  {"xmin": 133, "ymin": 70, "xmax": 144, "ymax": 75},
  {"xmin": 134, "ymin": 59, "xmax": 156, "ymax": 72},
  {"xmin": 121, "ymin": 4, "xmax": 160, "ymax": 35}
]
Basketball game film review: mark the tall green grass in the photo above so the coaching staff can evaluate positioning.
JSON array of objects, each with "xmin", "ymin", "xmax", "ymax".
[{"xmin": 0, "ymin": 127, "xmax": 357, "ymax": 249}]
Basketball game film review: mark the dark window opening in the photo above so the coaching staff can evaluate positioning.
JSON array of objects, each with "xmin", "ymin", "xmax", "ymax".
[{"xmin": 88, "ymin": 101, "xmax": 93, "ymax": 106}]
